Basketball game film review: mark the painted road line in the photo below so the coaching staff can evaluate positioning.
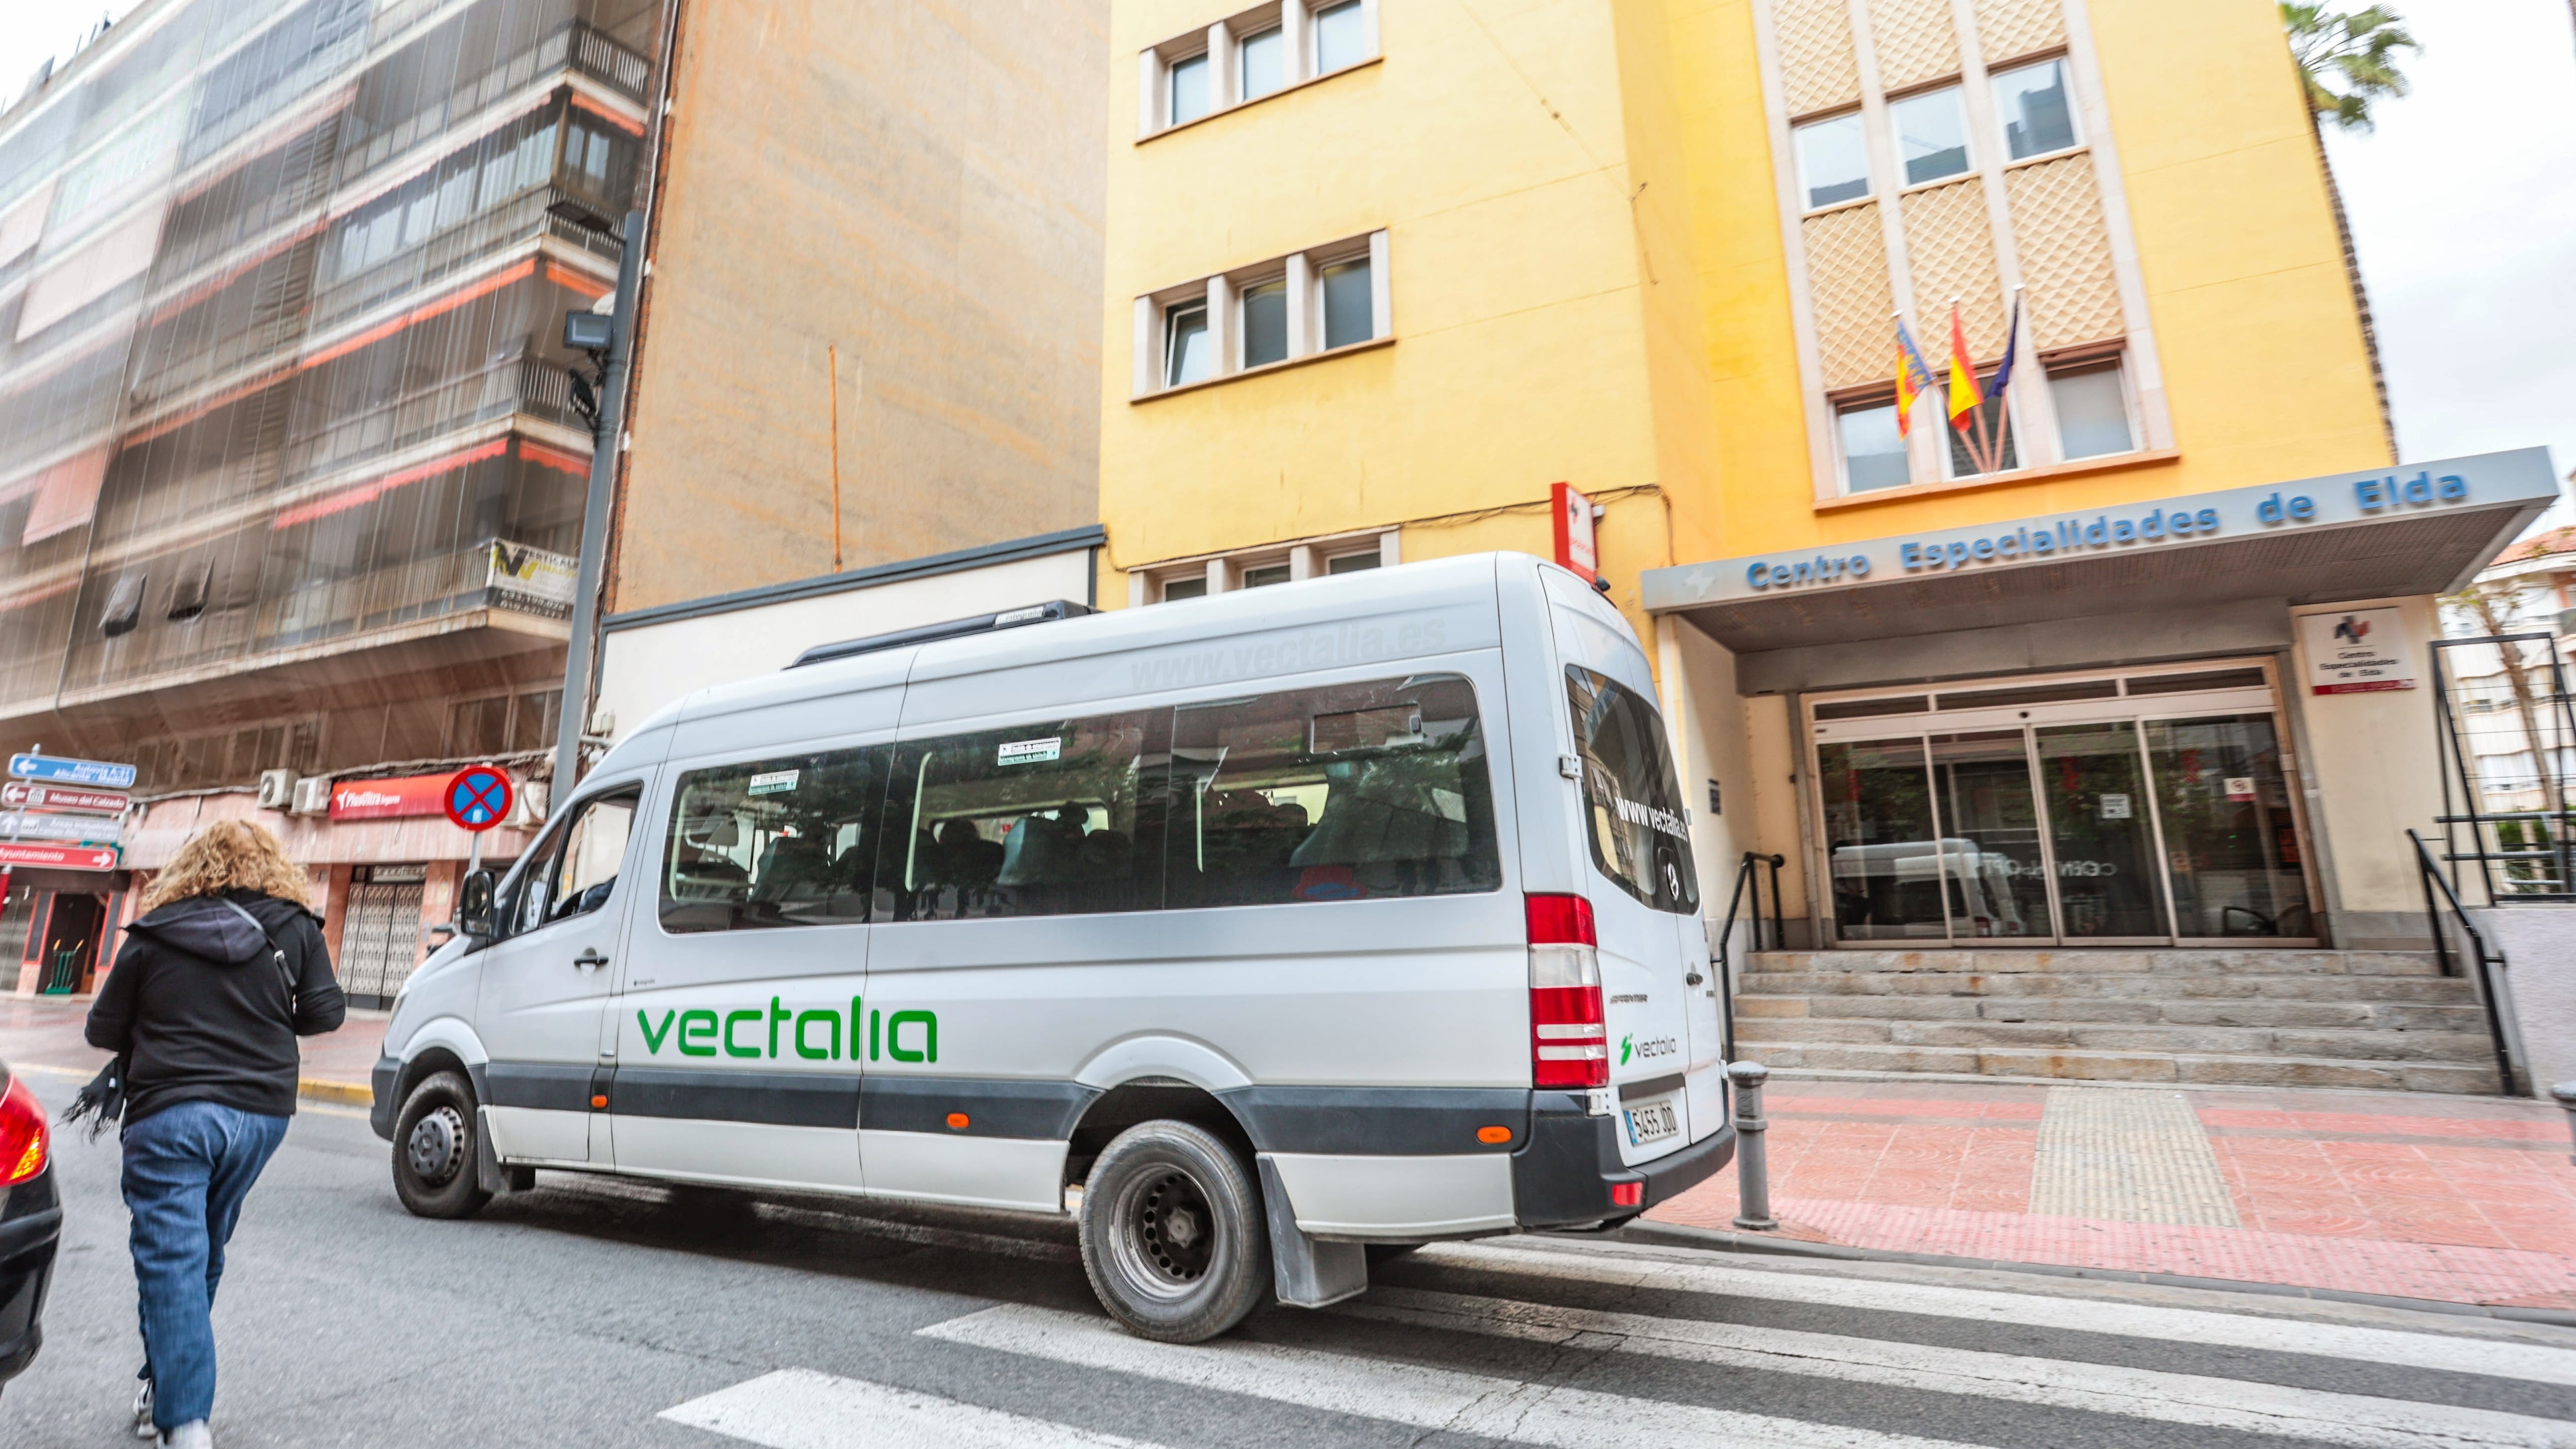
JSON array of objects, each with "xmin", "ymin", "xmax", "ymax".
[
  {"xmin": 1443, "ymin": 1241, "xmax": 2576, "ymax": 1387},
  {"xmin": 921, "ymin": 1303, "xmax": 1988, "ymax": 1449},
  {"xmin": 1352, "ymin": 1286, "xmax": 2576, "ymax": 1449},
  {"xmin": 662, "ymin": 1367, "xmax": 1170, "ymax": 1449}
]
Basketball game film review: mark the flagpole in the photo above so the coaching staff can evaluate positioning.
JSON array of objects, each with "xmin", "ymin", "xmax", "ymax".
[{"xmin": 1950, "ymin": 297, "xmax": 1992, "ymax": 476}]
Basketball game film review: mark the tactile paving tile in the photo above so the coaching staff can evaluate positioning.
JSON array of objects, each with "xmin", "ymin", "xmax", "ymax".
[{"xmin": 2030, "ymin": 1088, "xmax": 2242, "ymax": 1227}]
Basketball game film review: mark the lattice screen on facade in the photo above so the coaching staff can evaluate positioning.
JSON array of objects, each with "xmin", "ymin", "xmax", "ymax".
[
  {"xmin": 1774, "ymin": 0, "xmax": 1863, "ymax": 115},
  {"xmin": 1803, "ymin": 203, "xmax": 1897, "ymax": 390},
  {"xmin": 2005, "ymin": 151, "xmax": 2124, "ymax": 350},
  {"xmin": 1901, "ymin": 179, "xmax": 2008, "ymax": 359},
  {"xmin": 1865, "ymin": 0, "xmax": 1962, "ymax": 93},
  {"xmin": 1973, "ymin": 0, "xmax": 2067, "ymax": 64}
]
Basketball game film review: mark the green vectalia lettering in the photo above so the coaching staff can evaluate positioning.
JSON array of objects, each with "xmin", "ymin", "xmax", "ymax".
[
  {"xmin": 677, "ymin": 1009, "xmax": 718, "ymax": 1057},
  {"xmin": 723, "ymin": 1009, "xmax": 763, "ymax": 1059},
  {"xmin": 794, "ymin": 1009, "xmax": 841, "ymax": 1061},
  {"xmin": 870, "ymin": 1008, "xmax": 880, "ymax": 1062},
  {"xmin": 638, "ymin": 1010, "xmax": 675, "ymax": 1055},
  {"xmin": 887, "ymin": 1009, "xmax": 937, "ymax": 1064},
  {"xmin": 768, "ymin": 996, "xmax": 791, "ymax": 1056}
]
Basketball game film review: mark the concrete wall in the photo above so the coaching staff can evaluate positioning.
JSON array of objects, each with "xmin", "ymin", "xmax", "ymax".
[
  {"xmin": 2469, "ymin": 905, "xmax": 2575, "ymax": 1100},
  {"xmin": 2287, "ymin": 594, "xmax": 2448, "ymax": 930},
  {"xmin": 617, "ymin": 0, "xmax": 1109, "ymax": 613}
]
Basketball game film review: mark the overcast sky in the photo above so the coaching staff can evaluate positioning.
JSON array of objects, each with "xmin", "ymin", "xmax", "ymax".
[{"xmin": 0, "ymin": 0, "xmax": 2565, "ymax": 523}]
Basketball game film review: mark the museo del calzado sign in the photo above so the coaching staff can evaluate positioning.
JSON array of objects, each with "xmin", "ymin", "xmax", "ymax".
[{"xmin": 1679, "ymin": 450, "xmax": 2558, "ymax": 600}]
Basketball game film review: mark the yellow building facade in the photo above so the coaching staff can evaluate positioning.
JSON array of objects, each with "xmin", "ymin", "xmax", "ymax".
[{"xmin": 1095, "ymin": 0, "xmax": 2553, "ymax": 969}]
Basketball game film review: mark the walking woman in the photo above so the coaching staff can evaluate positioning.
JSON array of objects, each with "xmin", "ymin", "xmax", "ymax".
[{"xmin": 84, "ymin": 820, "xmax": 344, "ymax": 1447}]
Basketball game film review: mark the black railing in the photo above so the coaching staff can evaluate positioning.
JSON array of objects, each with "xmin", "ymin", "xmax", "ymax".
[
  {"xmin": 2430, "ymin": 633, "xmax": 2576, "ymax": 902},
  {"xmin": 1713, "ymin": 851, "xmax": 1785, "ymax": 1061},
  {"xmin": 2408, "ymin": 828, "xmax": 2520, "ymax": 1097}
]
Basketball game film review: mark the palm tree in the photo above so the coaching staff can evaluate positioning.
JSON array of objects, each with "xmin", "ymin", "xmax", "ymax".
[{"xmin": 2279, "ymin": 4, "xmax": 2417, "ymax": 460}]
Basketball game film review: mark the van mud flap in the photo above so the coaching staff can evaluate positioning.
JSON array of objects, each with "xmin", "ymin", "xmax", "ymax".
[{"xmin": 1257, "ymin": 1156, "xmax": 1368, "ymax": 1308}]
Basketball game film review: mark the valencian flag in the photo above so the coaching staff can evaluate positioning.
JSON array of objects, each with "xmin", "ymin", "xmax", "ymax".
[
  {"xmin": 1892, "ymin": 318, "xmax": 1937, "ymax": 437},
  {"xmin": 1945, "ymin": 300, "xmax": 1983, "ymax": 430}
]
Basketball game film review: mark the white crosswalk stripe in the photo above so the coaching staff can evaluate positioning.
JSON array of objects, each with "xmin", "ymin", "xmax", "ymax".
[
  {"xmin": 920, "ymin": 1301, "xmax": 1993, "ymax": 1449},
  {"xmin": 660, "ymin": 1368, "xmax": 1171, "ymax": 1449},
  {"xmin": 1440, "ymin": 1239, "xmax": 2576, "ymax": 1387},
  {"xmin": 1349, "ymin": 1284, "xmax": 2576, "ymax": 1449}
]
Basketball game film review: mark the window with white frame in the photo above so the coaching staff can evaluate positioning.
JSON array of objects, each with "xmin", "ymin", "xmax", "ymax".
[
  {"xmin": 1834, "ymin": 397, "xmax": 1910, "ymax": 492},
  {"xmin": 1139, "ymin": 0, "xmax": 1380, "ymax": 138},
  {"xmin": 2047, "ymin": 351, "xmax": 2137, "ymax": 459},
  {"xmin": 1993, "ymin": 58, "xmax": 2079, "ymax": 160},
  {"xmin": 1137, "ymin": 533, "xmax": 1400, "ymax": 605},
  {"xmin": 1135, "ymin": 231, "xmax": 1389, "ymax": 397},
  {"xmin": 1890, "ymin": 87, "xmax": 1971, "ymax": 186},
  {"xmin": 1793, "ymin": 112, "xmax": 1869, "ymax": 210}
]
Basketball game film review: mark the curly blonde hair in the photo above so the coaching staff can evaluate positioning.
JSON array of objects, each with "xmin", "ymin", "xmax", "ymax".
[{"xmin": 139, "ymin": 819, "xmax": 314, "ymax": 914}]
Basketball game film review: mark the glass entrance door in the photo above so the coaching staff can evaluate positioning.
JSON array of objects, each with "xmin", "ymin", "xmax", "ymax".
[{"xmin": 1808, "ymin": 664, "xmax": 2318, "ymax": 947}]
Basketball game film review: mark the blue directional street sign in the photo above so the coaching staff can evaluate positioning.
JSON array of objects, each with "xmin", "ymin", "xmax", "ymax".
[{"xmin": 8, "ymin": 753, "xmax": 136, "ymax": 789}]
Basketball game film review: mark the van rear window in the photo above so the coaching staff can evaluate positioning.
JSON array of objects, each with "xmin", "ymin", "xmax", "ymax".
[{"xmin": 1566, "ymin": 666, "xmax": 1699, "ymax": 914}]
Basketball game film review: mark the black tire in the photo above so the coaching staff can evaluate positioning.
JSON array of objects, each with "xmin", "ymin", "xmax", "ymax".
[
  {"xmin": 392, "ymin": 1070, "xmax": 492, "ymax": 1219},
  {"xmin": 1365, "ymin": 1242, "xmax": 1423, "ymax": 1265},
  {"xmin": 1078, "ymin": 1120, "xmax": 1269, "ymax": 1342}
]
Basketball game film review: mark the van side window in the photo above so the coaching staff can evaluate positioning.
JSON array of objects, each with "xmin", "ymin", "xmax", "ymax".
[
  {"xmin": 1566, "ymin": 666, "xmax": 1700, "ymax": 914},
  {"xmin": 660, "ymin": 747, "xmax": 887, "ymax": 932},
  {"xmin": 1169, "ymin": 673, "xmax": 1501, "ymax": 907},
  {"xmin": 886, "ymin": 711, "xmax": 1167, "ymax": 920},
  {"xmin": 504, "ymin": 788, "xmax": 642, "ymax": 935}
]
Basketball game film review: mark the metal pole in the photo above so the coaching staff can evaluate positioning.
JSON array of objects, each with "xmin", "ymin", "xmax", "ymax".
[
  {"xmin": 1727, "ymin": 1060, "xmax": 1776, "ymax": 1231},
  {"xmin": 2554, "ymin": 1082, "xmax": 2576, "ymax": 1165},
  {"xmin": 551, "ymin": 212, "xmax": 646, "ymax": 798}
]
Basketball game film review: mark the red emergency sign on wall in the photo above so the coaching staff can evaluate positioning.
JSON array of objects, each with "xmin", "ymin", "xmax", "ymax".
[
  {"xmin": 328, "ymin": 774, "xmax": 453, "ymax": 821},
  {"xmin": 1551, "ymin": 481, "xmax": 1598, "ymax": 583}
]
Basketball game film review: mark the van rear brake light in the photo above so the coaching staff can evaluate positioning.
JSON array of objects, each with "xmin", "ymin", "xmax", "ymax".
[
  {"xmin": 0, "ymin": 1075, "xmax": 47, "ymax": 1186},
  {"xmin": 1528, "ymin": 894, "xmax": 1606, "ymax": 1088},
  {"xmin": 1525, "ymin": 893, "xmax": 1596, "ymax": 945}
]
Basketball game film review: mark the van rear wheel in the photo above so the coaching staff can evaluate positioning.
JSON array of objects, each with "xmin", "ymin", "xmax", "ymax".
[
  {"xmin": 1078, "ymin": 1120, "xmax": 1269, "ymax": 1342},
  {"xmin": 392, "ymin": 1070, "xmax": 492, "ymax": 1220}
]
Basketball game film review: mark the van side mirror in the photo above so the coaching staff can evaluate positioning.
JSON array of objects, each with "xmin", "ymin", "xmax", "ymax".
[{"xmin": 457, "ymin": 870, "xmax": 499, "ymax": 942}]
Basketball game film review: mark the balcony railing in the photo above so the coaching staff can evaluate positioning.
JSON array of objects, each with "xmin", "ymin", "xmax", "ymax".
[
  {"xmin": 338, "ymin": 20, "xmax": 652, "ymax": 187},
  {"xmin": 253, "ymin": 536, "xmax": 577, "ymax": 652},
  {"xmin": 311, "ymin": 184, "xmax": 621, "ymax": 331},
  {"xmin": 282, "ymin": 353, "xmax": 586, "ymax": 488}
]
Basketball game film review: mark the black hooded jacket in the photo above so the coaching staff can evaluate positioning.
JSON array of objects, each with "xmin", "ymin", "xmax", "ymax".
[{"xmin": 84, "ymin": 889, "xmax": 345, "ymax": 1124}]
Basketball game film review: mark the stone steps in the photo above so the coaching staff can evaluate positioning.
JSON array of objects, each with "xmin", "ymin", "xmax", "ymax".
[{"xmin": 1733, "ymin": 948, "xmax": 2504, "ymax": 1095}]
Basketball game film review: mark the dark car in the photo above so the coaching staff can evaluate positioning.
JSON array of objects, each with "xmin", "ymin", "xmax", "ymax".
[{"xmin": 0, "ymin": 1060, "xmax": 59, "ymax": 1395}]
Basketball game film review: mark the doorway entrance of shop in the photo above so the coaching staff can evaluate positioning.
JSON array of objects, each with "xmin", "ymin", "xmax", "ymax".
[{"xmin": 1808, "ymin": 661, "xmax": 2318, "ymax": 946}]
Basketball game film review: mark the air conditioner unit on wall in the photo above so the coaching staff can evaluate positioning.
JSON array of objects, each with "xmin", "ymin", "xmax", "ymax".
[
  {"xmin": 507, "ymin": 780, "xmax": 548, "ymax": 830},
  {"xmin": 256, "ymin": 769, "xmax": 297, "ymax": 810},
  {"xmin": 289, "ymin": 776, "xmax": 332, "ymax": 816}
]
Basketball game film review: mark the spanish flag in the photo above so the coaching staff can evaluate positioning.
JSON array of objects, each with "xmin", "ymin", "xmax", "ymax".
[
  {"xmin": 1946, "ymin": 301, "xmax": 1983, "ymax": 428},
  {"xmin": 1893, "ymin": 319, "xmax": 1936, "ymax": 438}
]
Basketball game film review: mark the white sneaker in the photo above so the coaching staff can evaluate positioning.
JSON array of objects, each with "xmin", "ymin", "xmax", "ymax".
[
  {"xmin": 131, "ymin": 1380, "xmax": 155, "ymax": 1440},
  {"xmin": 161, "ymin": 1422, "xmax": 212, "ymax": 1449}
]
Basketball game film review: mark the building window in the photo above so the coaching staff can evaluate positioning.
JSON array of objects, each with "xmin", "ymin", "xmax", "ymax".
[
  {"xmin": 1943, "ymin": 378, "xmax": 2020, "ymax": 476},
  {"xmin": 1169, "ymin": 50, "xmax": 1212, "ymax": 126},
  {"xmin": 1891, "ymin": 87, "xmax": 1971, "ymax": 186},
  {"xmin": 1163, "ymin": 575, "xmax": 1209, "ymax": 602},
  {"xmin": 1793, "ymin": 113, "xmax": 1869, "ymax": 210},
  {"xmin": 1315, "ymin": 0, "xmax": 1369, "ymax": 72},
  {"xmin": 1326, "ymin": 549, "xmax": 1379, "ymax": 574},
  {"xmin": 1320, "ymin": 253, "xmax": 1373, "ymax": 349},
  {"xmin": 1993, "ymin": 59, "xmax": 2078, "ymax": 160},
  {"xmin": 1165, "ymin": 300, "xmax": 1213, "ymax": 386},
  {"xmin": 2049, "ymin": 356, "xmax": 2136, "ymax": 458},
  {"xmin": 1241, "ymin": 562, "xmax": 1293, "ymax": 588},
  {"xmin": 1835, "ymin": 399, "xmax": 1911, "ymax": 492},
  {"xmin": 1240, "ymin": 25, "xmax": 1285, "ymax": 99},
  {"xmin": 1242, "ymin": 277, "xmax": 1289, "ymax": 367}
]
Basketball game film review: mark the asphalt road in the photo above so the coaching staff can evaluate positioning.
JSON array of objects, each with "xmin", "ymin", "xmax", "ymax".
[{"xmin": 4, "ymin": 1070, "xmax": 2573, "ymax": 1448}]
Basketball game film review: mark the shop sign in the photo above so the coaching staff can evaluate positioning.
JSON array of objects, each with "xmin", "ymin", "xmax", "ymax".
[
  {"xmin": 488, "ymin": 542, "xmax": 577, "ymax": 619},
  {"xmin": 329, "ymin": 774, "xmax": 453, "ymax": 820},
  {"xmin": 1647, "ymin": 449, "xmax": 2556, "ymax": 607},
  {"xmin": 0, "ymin": 811, "xmax": 119, "ymax": 843},
  {"xmin": 0, "ymin": 842, "xmax": 118, "ymax": 871},
  {"xmin": 2300, "ymin": 607, "xmax": 2415, "ymax": 694},
  {"xmin": 1, "ymin": 783, "xmax": 127, "ymax": 815}
]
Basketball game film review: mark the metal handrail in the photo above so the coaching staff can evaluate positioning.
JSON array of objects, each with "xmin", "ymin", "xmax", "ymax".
[
  {"xmin": 2430, "ymin": 633, "xmax": 2576, "ymax": 901},
  {"xmin": 1713, "ymin": 851, "xmax": 1786, "ymax": 1061},
  {"xmin": 2409, "ymin": 828, "xmax": 2520, "ymax": 1097}
]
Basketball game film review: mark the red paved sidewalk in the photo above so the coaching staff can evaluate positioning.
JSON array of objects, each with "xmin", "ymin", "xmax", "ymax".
[
  {"xmin": 0, "ymin": 994, "xmax": 388, "ymax": 1102},
  {"xmin": 1648, "ymin": 1076, "xmax": 2576, "ymax": 1309}
]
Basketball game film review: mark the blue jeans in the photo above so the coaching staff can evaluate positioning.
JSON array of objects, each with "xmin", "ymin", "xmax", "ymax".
[{"xmin": 121, "ymin": 1101, "xmax": 291, "ymax": 1430}]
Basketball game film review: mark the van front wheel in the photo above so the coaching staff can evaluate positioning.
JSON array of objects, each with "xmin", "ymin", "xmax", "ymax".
[
  {"xmin": 392, "ymin": 1070, "xmax": 492, "ymax": 1220},
  {"xmin": 1078, "ymin": 1120, "xmax": 1269, "ymax": 1342}
]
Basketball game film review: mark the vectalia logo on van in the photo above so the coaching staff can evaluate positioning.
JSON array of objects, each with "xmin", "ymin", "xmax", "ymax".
[
  {"xmin": 635, "ymin": 997, "xmax": 939, "ymax": 1064},
  {"xmin": 1621, "ymin": 1034, "xmax": 1679, "ymax": 1066}
]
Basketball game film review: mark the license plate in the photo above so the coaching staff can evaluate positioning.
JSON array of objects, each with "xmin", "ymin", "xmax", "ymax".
[{"xmin": 1623, "ymin": 1095, "xmax": 1680, "ymax": 1147}]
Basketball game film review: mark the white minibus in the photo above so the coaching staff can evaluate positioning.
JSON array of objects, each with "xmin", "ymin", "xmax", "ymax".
[{"xmin": 370, "ymin": 552, "xmax": 1733, "ymax": 1341}]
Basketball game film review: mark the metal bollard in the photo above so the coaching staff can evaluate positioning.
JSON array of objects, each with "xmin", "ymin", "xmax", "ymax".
[
  {"xmin": 2552, "ymin": 1082, "xmax": 2576, "ymax": 1166},
  {"xmin": 1728, "ymin": 1060, "xmax": 1777, "ymax": 1231}
]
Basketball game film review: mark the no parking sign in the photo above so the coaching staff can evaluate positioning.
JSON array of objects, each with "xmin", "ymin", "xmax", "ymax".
[{"xmin": 444, "ymin": 765, "xmax": 513, "ymax": 832}]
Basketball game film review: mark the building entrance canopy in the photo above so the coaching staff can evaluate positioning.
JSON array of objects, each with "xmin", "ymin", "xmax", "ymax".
[{"xmin": 1642, "ymin": 450, "xmax": 2557, "ymax": 657}]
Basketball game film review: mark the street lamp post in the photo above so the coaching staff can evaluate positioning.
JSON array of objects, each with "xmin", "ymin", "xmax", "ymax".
[{"xmin": 551, "ymin": 211, "xmax": 645, "ymax": 800}]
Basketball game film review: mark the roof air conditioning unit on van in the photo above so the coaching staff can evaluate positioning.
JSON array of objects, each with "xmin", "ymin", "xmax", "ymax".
[
  {"xmin": 255, "ymin": 769, "xmax": 297, "ymax": 811},
  {"xmin": 508, "ymin": 780, "xmax": 548, "ymax": 830},
  {"xmin": 289, "ymin": 776, "xmax": 333, "ymax": 816}
]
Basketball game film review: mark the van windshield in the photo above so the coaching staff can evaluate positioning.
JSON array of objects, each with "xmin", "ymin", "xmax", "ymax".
[{"xmin": 1566, "ymin": 665, "xmax": 1699, "ymax": 913}]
